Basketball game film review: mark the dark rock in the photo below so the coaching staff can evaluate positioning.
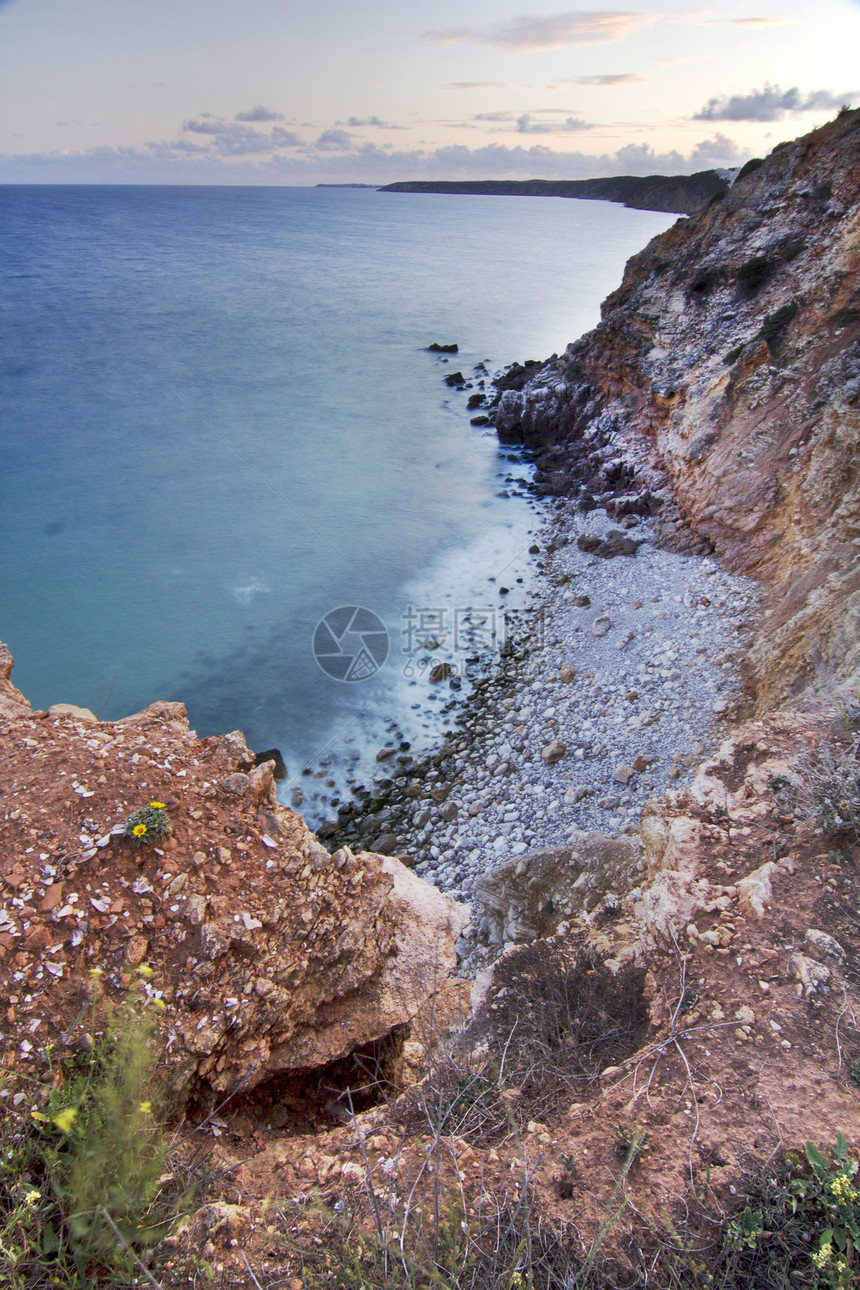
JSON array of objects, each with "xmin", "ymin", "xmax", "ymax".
[
  {"xmin": 369, "ymin": 833, "xmax": 400, "ymax": 855},
  {"xmin": 467, "ymin": 393, "xmax": 485, "ymax": 409},
  {"xmin": 429, "ymin": 663, "xmax": 454, "ymax": 684},
  {"xmin": 444, "ymin": 371, "xmax": 465, "ymax": 387},
  {"xmin": 253, "ymin": 748, "xmax": 287, "ymax": 780},
  {"xmin": 471, "ymin": 415, "xmax": 490, "ymax": 426},
  {"xmin": 426, "ymin": 342, "xmax": 459, "ymax": 353},
  {"xmin": 577, "ymin": 530, "xmax": 643, "ymax": 559}
]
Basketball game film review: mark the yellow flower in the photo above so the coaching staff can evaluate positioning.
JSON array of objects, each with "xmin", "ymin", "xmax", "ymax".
[
  {"xmin": 149, "ymin": 801, "xmax": 166, "ymax": 810},
  {"xmin": 138, "ymin": 1102, "xmax": 152, "ymax": 1114},
  {"xmin": 831, "ymin": 1175, "xmax": 858, "ymax": 1204},
  {"xmin": 133, "ymin": 823, "xmax": 147, "ymax": 837},
  {"xmin": 52, "ymin": 1107, "xmax": 78, "ymax": 1134},
  {"xmin": 152, "ymin": 998, "xmax": 166, "ymax": 1010},
  {"xmin": 137, "ymin": 964, "xmax": 154, "ymax": 979}
]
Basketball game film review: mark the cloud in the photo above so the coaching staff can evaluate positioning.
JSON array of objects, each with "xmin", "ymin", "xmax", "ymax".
[
  {"xmin": 182, "ymin": 118, "xmax": 302, "ymax": 153},
  {"xmin": 697, "ymin": 15, "xmax": 792, "ymax": 26},
  {"xmin": 574, "ymin": 72, "xmax": 645, "ymax": 85},
  {"xmin": 474, "ymin": 111, "xmax": 517, "ymax": 122},
  {"xmin": 315, "ymin": 128, "xmax": 354, "ymax": 151},
  {"xmin": 340, "ymin": 115, "xmax": 406, "ymax": 130},
  {"xmin": 445, "ymin": 81, "xmax": 514, "ymax": 90},
  {"xmin": 271, "ymin": 126, "xmax": 302, "ymax": 147},
  {"xmin": 0, "ymin": 122, "xmax": 751, "ymax": 185},
  {"xmin": 183, "ymin": 118, "xmax": 233, "ymax": 135},
  {"xmin": 517, "ymin": 113, "xmax": 592, "ymax": 132},
  {"xmin": 425, "ymin": 9, "xmax": 657, "ymax": 52},
  {"xmin": 235, "ymin": 105, "xmax": 285, "ymax": 122},
  {"xmin": 695, "ymin": 84, "xmax": 853, "ymax": 122}
]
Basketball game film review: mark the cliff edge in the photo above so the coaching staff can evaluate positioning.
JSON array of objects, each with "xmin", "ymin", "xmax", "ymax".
[{"xmin": 493, "ymin": 109, "xmax": 860, "ymax": 711}]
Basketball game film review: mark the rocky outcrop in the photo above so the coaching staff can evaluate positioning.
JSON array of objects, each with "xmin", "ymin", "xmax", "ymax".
[
  {"xmin": 0, "ymin": 644, "xmax": 468, "ymax": 1108},
  {"xmin": 474, "ymin": 833, "xmax": 644, "ymax": 946},
  {"xmin": 493, "ymin": 110, "xmax": 860, "ymax": 709},
  {"xmin": 0, "ymin": 641, "xmax": 29, "ymax": 719}
]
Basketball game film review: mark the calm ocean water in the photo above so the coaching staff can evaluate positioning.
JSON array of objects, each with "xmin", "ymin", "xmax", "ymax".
[{"xmin": 0, "ymin": 185, "xmax": 674, "ymax": 822}]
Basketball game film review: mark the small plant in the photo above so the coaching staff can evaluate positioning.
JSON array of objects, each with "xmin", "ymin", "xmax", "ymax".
[
  {"xmin": 797, "ymin": 1136, "xmax": 860, "ymax": 1288},
  {"xmin": 795, "ymin": 737, "xmax": 860, "ymax": 842},
  {"xmin": 835, "ymin": 689, "xmax": 860, "ymax": 732},
  {"xmin": 724, "ymin": 344, "xmax": 745, "ymax": 365},
  {"xmin": 613, "ymin": 1125, "xmax": 650, "ymax": 1163},
  {"xmin": 848, "ymin": 1058, "xmax": 860, "ymax": 1088},
  {"xmin": 725, "ymin": 1205, "xmax": 766, "ymax": 1251},
  {"xmin": 0, "ymin": 972, "xmax": 183, "ymax": 1287},
  {"xmin": 123, "ymin": 800, "xmax": 170, "ymax": 848}
]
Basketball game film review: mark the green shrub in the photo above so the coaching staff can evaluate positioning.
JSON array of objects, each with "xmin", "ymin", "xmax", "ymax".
[
  {"xmin": 795, "ymin": 736, "xmax": 860, "ymax": 842},
  {"xmin": 0, "ymin": 974, "xmax": 182, "ymax": 1287},
  {"xmin": 736, "ymin": 255, "xmax": 775, "ymax": 296},
  {"xmin": 724, "ymin": 344, "xmax": 745, "ymax": 365},
  {"xmin": 760, "ymin": 301, "xmax": 799, "ymax": 349},
  {"xmin": 737, "ymin": 158, "xmax": 765, "ymax": 181}
]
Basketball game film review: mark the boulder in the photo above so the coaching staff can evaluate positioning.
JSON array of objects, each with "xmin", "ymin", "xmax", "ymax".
[{"xmin": 474, "ymin": 832, "xmax": 643, "ymax": 945}]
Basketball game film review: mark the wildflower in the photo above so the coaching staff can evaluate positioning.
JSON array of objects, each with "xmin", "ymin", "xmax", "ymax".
[
  {"xmin": 152, "ymin": 998, "xmax": 166, "ymax": 1010},
  {"xmin": 23, "ymin": 1187, "xmax": 40, "ymax": 1207},
  {"xmin": 89, "ymin": 966, "xmax": 103, "ymax": 978},
  {"xmin": 149, "ymin": 801, "xmax": 166, "ymax": 809},
  {"xmin": 138, "ymin": 1102, "xmax": 152, "ymax": 1114},
  {"xmin": 52, "ymin": 1107, "xmax": 78, "ymax": 1134},
  {"xmin": 137, "ymin": 964, "xmax": 154, "ymax": 979},
  {"xmin": 831, "ymin": 1174, "xmax": 859, "ymax": 1204},
  {"xmin": 813, "ymin": 1240, "xmax": 833, "ymax": 1270},
  {"xmin": 133, "ymin": 823, "xmax": 147, "ymax": 837}
]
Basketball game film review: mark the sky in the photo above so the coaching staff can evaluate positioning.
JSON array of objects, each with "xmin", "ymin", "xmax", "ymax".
[{"xmin": 1, "ymin": 0, "xmax": 858, "ymax": 184}]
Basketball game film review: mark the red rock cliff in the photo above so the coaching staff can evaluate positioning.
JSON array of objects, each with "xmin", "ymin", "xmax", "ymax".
[{"xmin": 496, "ymin": 110, "xmax": 860, "ymax": 710}]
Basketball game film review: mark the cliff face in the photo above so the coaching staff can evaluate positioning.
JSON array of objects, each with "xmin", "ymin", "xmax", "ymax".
[{"xmin": 495, "ymin": 110, "xmax": 860, "ymax": 710}]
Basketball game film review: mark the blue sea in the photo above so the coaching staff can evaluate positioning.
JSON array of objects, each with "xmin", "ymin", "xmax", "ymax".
[{"xmin": 0, "ymin": 185, "xmax": 674, "ymax": 823}]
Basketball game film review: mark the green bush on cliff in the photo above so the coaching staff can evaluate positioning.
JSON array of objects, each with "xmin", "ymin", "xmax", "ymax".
[
  {"xmin": 760, "ymin": 301, "xmax": 799, "ymax": 349},
  {"xmin": 736, "ymin": 254, "xmax": 775, "ymax": 296},
  {"xmin": 0, "ymin": 973, "xmax": 184, "ymax": 1288}
]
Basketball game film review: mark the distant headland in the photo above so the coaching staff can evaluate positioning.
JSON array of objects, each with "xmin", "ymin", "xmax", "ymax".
[{"xmin": 376, "ymin": 170, "xmax": 730, "ymax": 216}]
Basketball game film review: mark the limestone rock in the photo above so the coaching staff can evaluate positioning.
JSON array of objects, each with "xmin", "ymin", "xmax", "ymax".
[
  {"xmin": 736, "ymin": 862, "xmax": 777, "ymax": 920},
  {"xmin": 48, "ymin": 703, "xmax": 97, "ymax": 723},
  {"xmin": 474, "ymin": 832, "xmax": 643, "ymax": 945},
  {"xmin": 790, "ymin": 952, "xmax": 831, "ymax": 998}
]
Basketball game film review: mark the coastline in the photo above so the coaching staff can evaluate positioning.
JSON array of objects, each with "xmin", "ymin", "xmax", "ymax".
[{"xmin": 311, "ymin": 363, "xmax": 761, "ymax": 972}]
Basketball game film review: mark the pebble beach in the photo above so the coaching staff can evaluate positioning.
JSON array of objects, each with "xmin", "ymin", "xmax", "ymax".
[{"xmin": 320, "ymin": 463, "xmax": 761, "ymax": 972}]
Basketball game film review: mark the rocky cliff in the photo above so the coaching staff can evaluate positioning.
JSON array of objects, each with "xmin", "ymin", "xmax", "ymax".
[
  {"xmin": 0, "ymin": 658, "xmax": 468, "ymax": 1125},
  {"xmin": 493, "ymin": 109, "xmax": 860, "ymax": 711}
]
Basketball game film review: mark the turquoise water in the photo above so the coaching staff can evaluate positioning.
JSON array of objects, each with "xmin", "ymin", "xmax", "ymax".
[{"xmin": 0, "ymin": 184, "xmax": 674, "ymax": 821}]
